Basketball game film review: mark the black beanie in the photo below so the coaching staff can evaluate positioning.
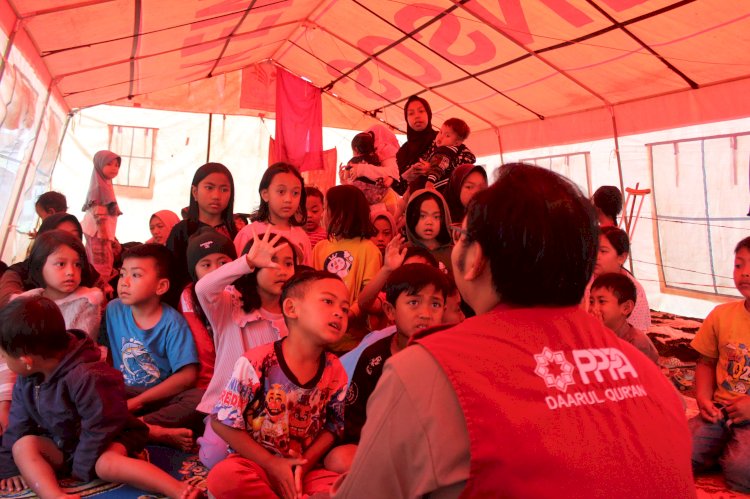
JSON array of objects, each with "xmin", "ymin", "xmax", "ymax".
[{"xmin": 186, "ymin": 227, "xmax": 237, "ymax": 282}]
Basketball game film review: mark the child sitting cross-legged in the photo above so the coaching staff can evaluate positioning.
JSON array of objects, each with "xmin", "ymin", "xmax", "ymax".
[
  {"xmin": 589, "ymin": 272, "xmax": 658, "ymax": 364},
  {"xmin": 101, "ymin": 243, "xmax": 202, "ymax": 451},
  {"xmin": 194, "ymin": 227, "xmax": 296, "ymax": 468},
  {"xmin": 689, "ymin": 236, "xmax": 750, "ymax": 493},
  {"xmin": 327, "ymin": 263, "xmax": 449, "ymax": 474},
  {"xmin": 206, "ymin": 269, "xmax": 349, "ymax": 499},
  {"xmin": 0, "ymin": 296, "xmax": 203, "ymax": 499}
]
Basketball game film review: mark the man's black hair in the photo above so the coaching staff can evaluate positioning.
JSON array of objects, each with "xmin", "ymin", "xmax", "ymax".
[
  {"xmin": 591, "ymin": 272, "xmax": 637, "ymax": 305},
  {"xmin": 461, "ymin": 163, "xmax": 598, "ymax": 306},
  {"xmin": 384, "ymin": 263, "xmax": 449, "ymax": 306}
]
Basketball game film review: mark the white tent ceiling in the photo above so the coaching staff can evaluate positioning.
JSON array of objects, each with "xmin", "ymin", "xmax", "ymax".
[{"xmin": 2, "ymin": 0, "xmax": 750, "ymax": 155}]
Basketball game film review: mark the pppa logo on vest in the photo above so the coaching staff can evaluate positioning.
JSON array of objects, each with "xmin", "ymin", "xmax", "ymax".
[{"xmin": 533, "ymin": 347, "xmax": 648, "ymax": 410}]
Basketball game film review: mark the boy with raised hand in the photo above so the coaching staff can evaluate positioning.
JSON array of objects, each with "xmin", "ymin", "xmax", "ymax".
[
  {"xmin": 101, "ymin": 243, "xmax": 201, "ymax": 450},
  {"xmin": 206, "ymin": 232, "xmax": 348, "ymax": 499},
  {"xmin": 690, "ymin": 236, "xmax": 750, "ymax": 492},
  {"xmin": 589, "ymin": 272, "xmax": 658, "ymax": 364},
  {"xmin": 0, "ymin": 296, "xmax": 203, "ymax": 499}
]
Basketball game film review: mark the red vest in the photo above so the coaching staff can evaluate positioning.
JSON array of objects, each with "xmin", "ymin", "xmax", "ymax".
[{"xmin": 415, "ymin": 305, "xmax": 695, "ymax": 498}]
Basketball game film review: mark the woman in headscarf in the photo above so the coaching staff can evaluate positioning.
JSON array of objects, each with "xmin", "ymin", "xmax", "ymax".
[
  {"xmin": 147, "ymin": 210, "xmax": 180, "ymax": 245},
  {"xmin": 393, "ymin": 95, "xmax": 437, "ymax": 195}
]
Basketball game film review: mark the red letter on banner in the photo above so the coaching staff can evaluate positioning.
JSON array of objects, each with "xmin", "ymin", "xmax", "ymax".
[{"xmin": 394, "ymin": 4, "xmax": 496, "ymax": 66}]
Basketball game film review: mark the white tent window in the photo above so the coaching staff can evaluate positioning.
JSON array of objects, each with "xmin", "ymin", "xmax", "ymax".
[
  {"xmin": 108, "ymin": 125, "xmax": 157, "ymax": 189},
  {"xmin": 650, "ymin": 133, "xmax": 750, "ymax": 298},
  {"xmin": 520, "ymin": 152, "xmax": 591, "ymax": 197}
]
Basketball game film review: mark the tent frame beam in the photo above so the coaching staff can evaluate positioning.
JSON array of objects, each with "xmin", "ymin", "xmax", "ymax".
[
  {"xmin": 585, "ymin": 0, "xmax": 698, "ymax": 90},
  {"xmin": 0, "ymin": 80, "xmax": 54, "ymax": 258},
  {"xmin": 0, "ymin": 15, "xmax": 20, "ymax": 84},
  {"xmin": 127, "ymin": 0, "xmax": 142, "ymax": 99},
  {"xmin": 382, "ymin": 0, "xmax": 697, "ymax": 114},
  {"xmin": 328, "ymin": 0, "xmax": 543, "ymax": 121},
  {"xmin": 455, "ymin": 2, "xmax": 610, "ymax": 108},
  {"xmin": 272, "ymin": 59, "xmax": 406, "ymax": 134},
  {"xmin": 306, "ymin": 23, "xmax": 497, "ymax": 129},
  {"xmin": 206, "ymin": 0, "xmax": 258, "ymax": 78}
]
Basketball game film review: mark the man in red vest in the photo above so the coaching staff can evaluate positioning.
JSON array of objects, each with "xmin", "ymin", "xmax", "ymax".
[{"xmin": 332, "ymin": 163, "xmax": 695, "ymax": 498}]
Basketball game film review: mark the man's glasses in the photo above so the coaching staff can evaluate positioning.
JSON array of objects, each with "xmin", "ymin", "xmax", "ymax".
[{"xmin": 449, "ymin": 225, "xmax": 469, "ymax": 244}]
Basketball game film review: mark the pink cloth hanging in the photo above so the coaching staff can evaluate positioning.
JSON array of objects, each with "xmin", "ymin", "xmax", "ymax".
[{"xmin": 274, "ymin": 68, "xmax": 323, "ymax": 172}]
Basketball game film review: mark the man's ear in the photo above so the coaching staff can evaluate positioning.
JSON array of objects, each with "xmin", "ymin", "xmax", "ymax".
[
  {"xmin": 463, "ymin": 241, "xmax": 487, "ymax": 282},
  {"xmin": 19, "ymin": 354, "xmax": 34, "ymax": 372},
  {"xmin": 382, "ymin": 300, "xmax": 396, "ymax": 322},
  {"xmin": 156, "ymin": 277, "xmax": 170, "ymax": 296},
  {"xmin": 621, "ymin": 299, "xmax": 635, "ymax": 317},
  {"xmin": 282, "ymin": 297, "xmax": 298, "ymax": 320}
]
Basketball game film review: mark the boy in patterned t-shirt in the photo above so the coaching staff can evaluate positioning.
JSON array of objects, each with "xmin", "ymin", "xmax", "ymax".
[
  {"xmin": 690, "ymin": 236, "xmax": 750, "ymax": 493},
  {"xmin": 207, "ymin": 270, "xmax": 349, "ymax": 499}
]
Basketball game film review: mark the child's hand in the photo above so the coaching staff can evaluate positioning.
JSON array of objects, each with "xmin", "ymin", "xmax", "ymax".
[
  {"xmin": 339, "ymin": 165, "xmax": 353, "ymax": 183},
  {"xmin": 0, "ymin": 475, "xmax": 27, "ymax": 492},
  {"xmin": 383, "ymin": 235, "xmax": 407, "ymax": 271},
  {"xmin": 697, "ymin": 397, "xmax": 722, "ymax": 423},
  {"xmin": 291, "ymin": 449, "xmax": 306, "ymax": 497},
  {"xmin": 127, "ymin": 396, "xmax": 144, "ymax": 413},
  {"xmin": 246, "ymin": 226, "xmax": 289, "ymax": 270},
  {"xmin": 346, "ymin": 163, "xmax": 357, "ymax": 178},
  {"xmin": 726, "ymin": 395, "xmax": 750, "ymax": 424},
  {"xmin": 402, "ymin": 160, "xmax": 428, "ymax": 182},
  {"xmin": 265, "ymin": 453, "xmax": 307, "ymax": 499}
]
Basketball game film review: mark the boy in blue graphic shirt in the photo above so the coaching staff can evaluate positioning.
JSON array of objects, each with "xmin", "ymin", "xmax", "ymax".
[{"xmin": 102, "ymin": 244, "xmax": 200, "ymax": 450}]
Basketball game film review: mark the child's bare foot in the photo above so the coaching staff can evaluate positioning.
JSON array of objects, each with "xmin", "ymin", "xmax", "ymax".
[{"xmin": 148, "ymin": 425, "xmax": 194, "ymax": 451}]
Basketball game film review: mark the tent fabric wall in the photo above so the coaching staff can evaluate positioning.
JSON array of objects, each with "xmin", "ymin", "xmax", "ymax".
[
  {"xmin": 483, "ymin": 116, "xmax": 750, "ymax": 318},
  {"xmin": 49, "ymin": 106, "xmax": 275, "ymax": 247},
  {"xmin": 0, "ymin": 44, "xmax": 67, "ymax": 263},
  {"xmin": 43, "ymin": 105, "xmax": 363, "ymax": 250}
]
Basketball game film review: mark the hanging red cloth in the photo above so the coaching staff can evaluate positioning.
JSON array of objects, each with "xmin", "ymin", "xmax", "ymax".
[{"xmin": 274, "ymin": 69, "xmax": 323, "ymax": 172}]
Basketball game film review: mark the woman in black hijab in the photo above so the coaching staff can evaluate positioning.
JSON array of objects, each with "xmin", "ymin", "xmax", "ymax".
[{"xmin": 394, "ymin": 95, "xmax": 437, "ymax": 195}]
